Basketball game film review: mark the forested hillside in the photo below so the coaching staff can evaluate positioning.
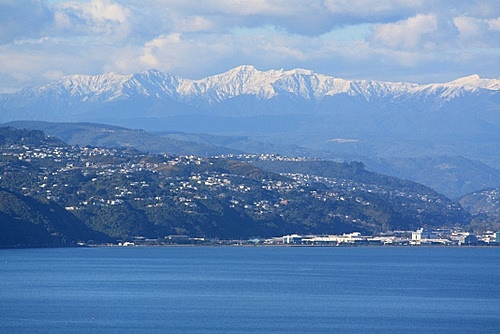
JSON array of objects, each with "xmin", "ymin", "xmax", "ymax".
[
  {"xmin": 0, "ymin": 127, "xmax": 471, "ymax": 247},
  {"xmin": 0, "ymin": 187, "xmax": 109, "ymax": 248},
  {"xmin": 459, "ymin": 188, "xmax": 500, "ymax": 232}
]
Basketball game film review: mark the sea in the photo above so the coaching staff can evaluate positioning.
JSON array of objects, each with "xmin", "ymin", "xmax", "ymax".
[{"xmin": 1, "ymin": 246, "xmax": 499, "ymax": 334}]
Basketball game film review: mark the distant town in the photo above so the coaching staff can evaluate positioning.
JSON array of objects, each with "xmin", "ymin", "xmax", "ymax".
[
  {"xmin": 1, "ymin": 127, "xmax": 497, "ymax": 249},
  {"xmin": 5, "ymin": 145, "xmax": 458, "ymax": 218},
  {"xmin": 113, "ymin": 228, "xmax": 500, "ymax": 247}
]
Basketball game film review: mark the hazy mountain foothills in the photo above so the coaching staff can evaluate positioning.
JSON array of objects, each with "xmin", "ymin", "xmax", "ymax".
[
  {"xmin": 459, "ymin": 187, "xmax": 500, "ymax": 227},
  {"xmin": 0, "ymin": 66, "xmax": 498, "ymax": 198},
  {"xmin": 2, "ymin": 121, "xmax": 242, "ymax": 157},
  {"xmin": 364, "ymin": 156, "xmax": 500, "ymax": 199},
  {"xmin": 0, "ymin": 127, "xmax": 477, "ymax": 248}
]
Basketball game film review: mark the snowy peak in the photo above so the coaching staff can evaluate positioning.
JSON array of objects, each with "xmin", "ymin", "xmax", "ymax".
[
  {"xmin": 178, "ymin": 65, "xmax": 281, "ymax": 101},
  {"xmin": 176, "ymin": 67, "xmax": 499, "ymax": 103},
  {"xmin": 416, "ymin": 74, "xmax": 500, "ymax": 101},
  {"xmin": 125, "ymin": 70, "xmax": 179, "ymax": 98},
  {"xmin": 447, "ymin": 74, "xmax": 500, "ymax": 90},
  {"xmin": 38, "ymin": 72, "xmax": 132, "ymax": 98},
  {"xmin": 177, "ymin": 65, "xmax": 332, "ymax": 102},
  {"xmin": 180, "ymin": 66, "xmax": 367, "ymax": 102},
  {"xmin": 4, "ymin": 66, "xmax": 499, "ymax": 108},
  {"xmin": 22, "ymin": 70, "xmax": 182, "ymax": 103}
]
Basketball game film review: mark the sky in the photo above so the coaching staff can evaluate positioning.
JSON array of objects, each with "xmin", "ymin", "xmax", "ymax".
[{"xmin": 0, "ymin": 0, "xmax": 499, "ymax": 93}]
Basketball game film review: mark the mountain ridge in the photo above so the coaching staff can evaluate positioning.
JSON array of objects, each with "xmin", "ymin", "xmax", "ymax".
[{"xmin": 3, "ymin": 66, "xmax": 498, "ymax": 108}]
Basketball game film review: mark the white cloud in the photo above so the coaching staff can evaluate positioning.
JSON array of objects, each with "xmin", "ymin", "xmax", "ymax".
[
  {"xmin": 0, "ymin": 0, "xmax": 499, "ymax": 93},
  {"xmin": 454, "ymin": 16, "xmax": 487, "ymax": 40},
  {"xmin": 140, "ymin": 33, "xmax": 182, "ymax": 69},
  {"xmin": 324, "ymin": 0, "xmax": 425, "ymax": 17},
  {"xmin": 454, "ymin": 16, "xmax": 500, "ymax": 47},
  {"xmin": 54, "ymin": 0, "xmax": 131, "ymax": 38},
  {"xmin": 135, "ymin": 31, "xmax": 237, "ymax": 76},
  {"xmin": 488, "ymin": 17, "xmax": 500, "ymax": 31},
  {"xmin": 175, "ymin": 16, "xmax": 214, "ymax": 33},
  {"xmin": 159, "ymin": 0, "xmax": 321, "ymax": 17},
  {"xmin": 84, "ymin": 0, "xmax": 129, "ymax": 24},
  {"xmin": 372, "ymin": 14, "xmax": 440, "ymax": 50}
]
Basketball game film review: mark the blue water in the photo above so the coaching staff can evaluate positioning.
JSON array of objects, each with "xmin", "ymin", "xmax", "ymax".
[{"xmin": 1, "ymin": 246, "xmax": 499, "ymax": 333}]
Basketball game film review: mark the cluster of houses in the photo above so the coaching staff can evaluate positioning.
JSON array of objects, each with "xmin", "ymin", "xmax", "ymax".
[
  {"xmin": 216, "ymin": 153, "xmax": 313, "ymax": 162},
  {"xmin": 3, "ymin": 141, "xmax": 496, "ymax": 248}
]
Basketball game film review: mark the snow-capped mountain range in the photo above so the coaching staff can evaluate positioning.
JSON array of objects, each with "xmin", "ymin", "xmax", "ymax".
[
  {"xmin": 5, "ymin": 65, "xmax": 499, "ymax": 107},
  {"xmin": 0, "ymin": 66, "xmax": 498, "ymax": 170}
]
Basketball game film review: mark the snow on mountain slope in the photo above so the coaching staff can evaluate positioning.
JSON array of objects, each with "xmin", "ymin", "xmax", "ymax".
[
  {"xmin": 0, "ymin": 65, "xmax": 500, "ymax": 123},
  {"xmin": 30, "ymin": 73, "xmax": 134, "ymax": 102},
  {"xmin": 178, "ymin": 65, "xmax": 282, "ymax": 102},
  {"xmin": 177, "ymin": 65, "xmax": 413, "ymax": 102},
  {"xmin": 447, "ymin": 74, "xmax": 500, "ymax": 90},
  {"xmin": 174, "ymin": 66, "xmax": 499, "ymax": 103},
  {"xmin": 413, "ymin": 74, "xmax": 500, "ymax": 101},
  {"xmin": 13, "ymin": 70, "xmax": 181, "ymax": 104},
  {"xmin": 0, "ymin": 66, "xmax": 498, "ymax": 114}
]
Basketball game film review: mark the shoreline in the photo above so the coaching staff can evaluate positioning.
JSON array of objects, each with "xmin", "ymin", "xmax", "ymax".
[{"xmin": 3, "ymin": 242, "xmax": 499, "ymax": 250}]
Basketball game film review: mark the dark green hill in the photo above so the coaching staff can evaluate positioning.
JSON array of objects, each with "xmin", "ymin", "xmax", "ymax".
[
  {"xmin": 0, "ymin": 188, "xmax": 110, "ymax": 248},
  {"xmin": 459, "ymin": 187, "xmax": 500, "ymax": 216},
  {"xmin": 250, "ymin": 158, "xmax": 467, "ymax": 230},
  {"xmin": 459, "ymin": 187, "xmax": 500, "ymax": 232},
  {"xmin": 0, "ymin": 127, "xmax": 471, "ymax": 246},
  {"xmin": 0, "ymin": 126, "xmax": 66, "ymax": 147}
]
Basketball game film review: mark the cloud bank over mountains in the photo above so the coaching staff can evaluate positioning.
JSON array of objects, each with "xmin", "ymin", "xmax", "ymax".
[{"xmin": 0, "ymin": 0, "xmax": 498, "ymax": 93}]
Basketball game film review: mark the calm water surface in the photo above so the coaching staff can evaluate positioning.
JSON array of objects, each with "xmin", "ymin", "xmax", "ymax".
[{"xmin": 1, "ymin": 246, "xmax": 499, "ymax": 333}]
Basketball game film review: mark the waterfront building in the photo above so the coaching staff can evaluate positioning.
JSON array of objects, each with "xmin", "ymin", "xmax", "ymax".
[
  {"xmin": 283, "ymin": 234, "xmax": 303, "ymax": 244},
  {"xmin": 412, "ymin": 228, "xmax": 437, "ymax": 240},
  {"xmin": 410, "ymin": 228, "xmax": 452, "ymax": 245},
  {"xmin": 456, "ymin": 233, "xmax": 478, "ymax": 245}
]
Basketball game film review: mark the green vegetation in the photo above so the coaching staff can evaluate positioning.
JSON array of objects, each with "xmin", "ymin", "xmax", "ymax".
[
  {"xmin": 0, "ymin": 127, "xmax": 473, "ymax": 247},
  {"xmin": 0, "ymin": 188, "xmax": 109, "ymax": 248},
  {"xmin": 459, "ymin": 187, "xmax": 500, "ymax": 233}
]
